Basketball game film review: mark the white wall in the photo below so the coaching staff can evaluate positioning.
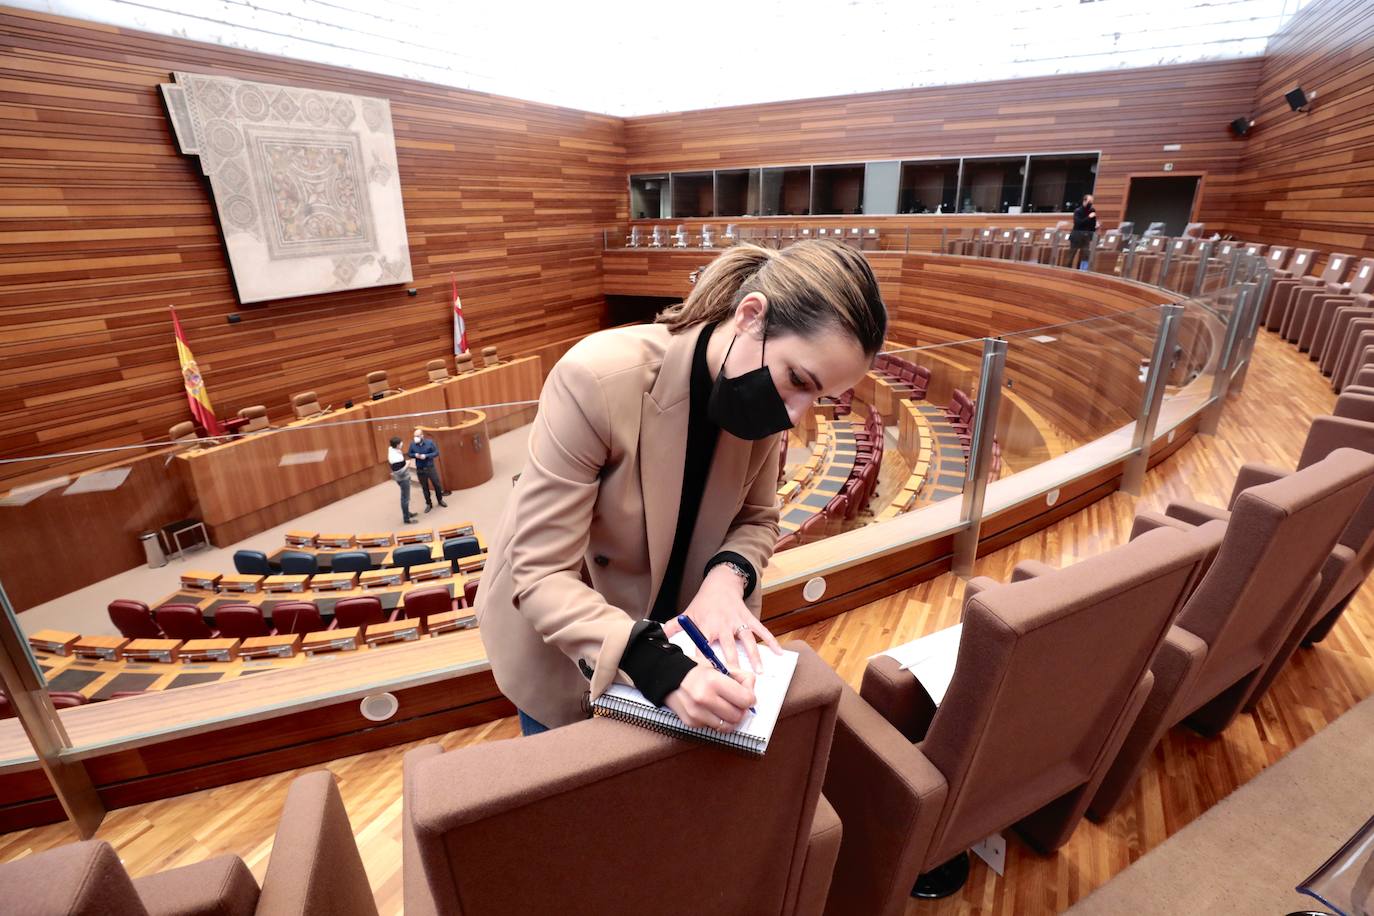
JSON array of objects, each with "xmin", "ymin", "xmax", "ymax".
[{"xmin": 13, "ymin": 0, "xmax": 1312, "ymax": 115}]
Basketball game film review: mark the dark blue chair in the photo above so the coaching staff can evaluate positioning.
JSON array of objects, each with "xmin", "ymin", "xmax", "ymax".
[
  {"xmin": 233, "ymin": 549, "xmax": 272, "ymax": 576},
  {"xmin": 330, "ymin": 551, "xmax": 372, "ymax": 573},
  {"xmin": 392, "ymin": 543, "xmax": 432, "ymax": 573},
  {"xmin": 279, "ymin": 550, "xmax": 319, "ymax": 575},
  {"xmin": 442, "ymin": 536, "xmax": 482, "ymax": 573}
]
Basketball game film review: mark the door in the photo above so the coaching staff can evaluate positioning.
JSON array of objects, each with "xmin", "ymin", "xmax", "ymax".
[{"xmin": 1123, "ymin": 176, "xmax": 1200, "ymax": 236}]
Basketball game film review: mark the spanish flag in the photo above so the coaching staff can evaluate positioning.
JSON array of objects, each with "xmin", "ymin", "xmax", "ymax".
[{"xmin": 170, "ymin": 306, "xmax": 224, "ymax": 437}]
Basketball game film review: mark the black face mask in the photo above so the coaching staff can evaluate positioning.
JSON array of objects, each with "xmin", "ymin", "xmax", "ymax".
[{"xmin": 708, "ymin": 324, "xmax": 793, "ymax": 440}]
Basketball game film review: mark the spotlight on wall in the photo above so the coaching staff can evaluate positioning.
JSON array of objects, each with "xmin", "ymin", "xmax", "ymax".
[
  {"xmin": 1229, "ymin": 116, "xmax": 1255, "ymax": 137},
  {"xmin": 1286, "ymin": 86, "xmax": 1309, "ymax": 112}
]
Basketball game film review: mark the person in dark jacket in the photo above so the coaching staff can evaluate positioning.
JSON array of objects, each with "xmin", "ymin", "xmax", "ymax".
[
  {"xmin": 1070, "ymin": 194, "xmax": 1097, "ymax": 269},
  {"xmin": 408, "ymin": 428, "xmax": 448, "ymax": 512}
]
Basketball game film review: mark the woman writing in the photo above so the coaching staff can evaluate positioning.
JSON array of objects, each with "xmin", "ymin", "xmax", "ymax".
[{"xmin": 478, "ymin": 239, "xmax": 888, "ymax": 735}]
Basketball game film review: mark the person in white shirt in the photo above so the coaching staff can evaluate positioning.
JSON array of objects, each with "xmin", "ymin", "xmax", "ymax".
[{"xmin": 387, "ymin": 436, "xmax": 416, "ymax": 524}]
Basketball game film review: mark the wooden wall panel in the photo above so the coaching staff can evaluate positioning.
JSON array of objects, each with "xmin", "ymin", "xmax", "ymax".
[
  {"xmin": 0, "ymin": 7, "xmax": 625, "ymax": 489},
  {"xmin": 622, "ymin": 59, "xmax": 1264, "ymax": 232},
  {"xmin": 1203, "ymin": 0, "xmax": 1374, "ymax": 259}
]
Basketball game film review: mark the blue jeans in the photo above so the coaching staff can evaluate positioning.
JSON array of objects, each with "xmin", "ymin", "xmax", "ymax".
[{"xmin": 518, "ymin": 710, "xmax": 549, "ymax": 736}]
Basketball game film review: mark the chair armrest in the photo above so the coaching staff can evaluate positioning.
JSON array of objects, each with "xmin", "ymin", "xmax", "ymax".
[
  {"xmin": 403, "ymin": 744, "xmax": 445, "ymax": 916},
  {"xmin": 1335, "ymin": 391, "xmax": 1374, "ymax": 422},
  {"xmin": 1129, "ymin": 509, "xmax": 1199, "ymax": 540},
  {"xmin": 796, "ymin": 794, "xmax": 843, "ymax": 916},
  {"xmin": 860, "ymin": 654, "xmax": 938, "ymax": 743},
  {"xmin": 257, "ymin": 770, "xmax": 379, "ymax": 916},
  {"xmin": 1164, "ymin": 499, "xmax": 1232, "ymax": 528},
  {"xmin": 1228, "ymin": 463, "xmax": 1290, "ymax": 507},
  {"xmin": 136, "ymin": 855, "xmax": 260, "ymax": 916},
  {"xmin": 1010, "ymin": 559, "xmax": 1058, "ymax": 582},
  {"xmin": 823, "ymin": 684, "xmax": 949, "ymax": 916},
  {"xmin": 960, "ymin": 574, "xmax": 1002, "ymax": 604}
]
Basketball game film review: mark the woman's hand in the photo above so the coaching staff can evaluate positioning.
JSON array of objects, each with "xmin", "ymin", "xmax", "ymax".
[
  {"xmin": 663, "ymin": 564, "xmax": 783, "ymax": 672},
  {"xmin": 664, "ymin": 663, "xmax": 757, "ymax": 731}
]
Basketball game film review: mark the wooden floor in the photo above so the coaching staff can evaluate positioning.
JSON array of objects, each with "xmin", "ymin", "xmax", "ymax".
[{"xmin": 3, "ymin": 330, "xmax": 1369, "ymax": 915}]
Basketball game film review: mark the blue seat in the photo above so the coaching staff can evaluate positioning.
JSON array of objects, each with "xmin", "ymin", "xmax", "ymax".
[
  {"xmin": 279, "ymin": 550, "xmax": 319, "ymax": 576},
  {"xmin": 233, "ymin": 549, "xmax": 272, "ymax": 576},
  {"xmin": 442, "ymin": 536, "xmax": 481, "ymax": 573},
  {"xmin": 330, "ymin": 551, "xmax": 372, "ymax": 573},
  {"xmin": 392, "ymin": 544, "xmax": 432, "ymax": 573}
]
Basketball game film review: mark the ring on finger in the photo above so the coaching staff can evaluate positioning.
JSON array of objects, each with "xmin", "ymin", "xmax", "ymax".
[
  {"xmin": 735, "ymin": 623, "xmax": 749, "ymax": 634},
  {"xmin": 717, "ymin": 717, "xmax": 725, "ymax": 728}
]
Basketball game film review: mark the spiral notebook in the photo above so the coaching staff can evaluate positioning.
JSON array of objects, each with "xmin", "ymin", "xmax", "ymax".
[{"xmin": 590, "ymin": 631, "xmax": 799, "ymax": 757}]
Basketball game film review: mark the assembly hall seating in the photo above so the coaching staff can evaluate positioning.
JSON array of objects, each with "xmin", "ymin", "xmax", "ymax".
[{"xmin": 0, "ymin": 770, "xmax": 379, "ymax": 915}]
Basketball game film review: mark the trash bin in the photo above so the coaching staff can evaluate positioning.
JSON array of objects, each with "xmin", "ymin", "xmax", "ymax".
[{"xmin": 141, "ymin": 531, "xmax": 167, "ymax": 569}]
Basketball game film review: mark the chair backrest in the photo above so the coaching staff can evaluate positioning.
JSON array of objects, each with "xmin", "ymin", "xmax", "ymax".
[
  {"xmin": 455, "ymin": 353, "xmax": 475, "ymax": 374},
  {"xmin": 366, "ymin": 371, "xmax": 390, "ymax": 397},
  {"xmin": 1287, "ymin": 248, "xmax": 1317, "ymax": 276},
  {"xmin": 280, "ymin": 550, "xmax": 319, "ymax": 575},
  {"xmin": 1182, "ymin": 222, "xmax": 1205, "ymax": 238},
  {"xmin": 442, "ymin": 536, "xmax": 481, "ymax": 562},
  {"xmin": 462, "ymin": 578, "xmax": 480, "ymax": 608},
  {"xmin": 426, "ymin": 359, "xmax": 450, "ymax": 382},
  {"xmin": 48, "ymin": 691, "xmax": 90, "ymax": 709},
  {"xmin": 331, "ymin": 551, "xmax": 372, "ymax": 574},
  {"xmin": 169, "ymin": 421, "xmax": 197, "ymax": 445},
  {"xmin": 214, "ymin": 604, "xmax": 270, "ymax": 638},
  {"xmin": 108, "ymin": 600, "xmax": 162, "ymax": 639},
  {"xmin": 0, "ymin": 840, "xmax": 150, "ymax": 915},
  {"xmin": 271, "ymin": 601, "xmax": 325, "ymax": 635},
  {"xmin": 292, "ymin": 391, "xmax": 322, "ymax": 418},
  {"xmin": 920, "ymin": 527, "xmax": 1207, "ymax": 863},
  {"xmin": 233, "ymin": 549, "xmax": 272, "ymax": 576},
  {"xmin": 798, "ymin": 514, "xmax": 826, "ymax": 542},
  {"xmin": 401, "ymin": 585, "xmax": 451, "ymax": 620},
  {"xmin": 155, "ymin": 604, "xmax": 214, "ymax": 640},
  {"xmin": 393, "ymin": 543, "xmax": 432, "ymax": 570},
  {"xmin": 333, "ymin": 596, "xmax": 386, "ymax": 629},
  {"xmin": 1143, "ymin": 221, "xmax": 1166, "ymax": 236},
  {"xmin": 1294, "ymin": 414, "xmax": 1374, "ymax": 563},
  {"xmin": 1319, "ymin": 253, "xmax": 1354, "ymax": 285},
  {"xmin": 481, "ymin": 345, "xmax": 499, "ymax": 367},
  {"xmin": 1116, "ymin": 221, "xmax": 1134, "ymax": 237},
  {"xmin": 1177, "ymin": 449, "xmax": 1374, "ymax": 706},
  {"xmin": 403, "ymin": 643, "xmax": 841, "ymax": 916},
  {"xmin": 1345, "ymin": 258, "xmax": 1374, "ymax": 297},
  {"xmin": 237, "ymin": 405, "xmax": 270, "ymax": 432}
]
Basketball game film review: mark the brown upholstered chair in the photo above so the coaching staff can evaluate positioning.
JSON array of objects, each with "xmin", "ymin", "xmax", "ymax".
[
  {"xmin": 455, "ymin": 352, "xmax": 476, "ymax": 374},
  {"xmin": 1304, "ymin": 259, "xmax": 1374, "ymax": 362},
  {"xmin": 968, "ymin": 227, "xmax": 996, "ymax": 258},
  {"xmin": 291, "ymin": 391, "xmax": 327, "ymax": 420},
  {"xmin": 237, "ymin": 405, "xmax": 271, "ymax": 433},
  {"xmin": 108, "ymin": 599, "xmax": 163, "ymax": 639},
  {"xmin": 0, "ymin": 770, "xmax": 378, "ymax": 915},
  {"xmin": 1261, "ymin": 247, "xmax": 1318, "ymax": 328},
  {"xmin": 1182, "ymin": 221, "xmax": 1205, "ymax": 238},
  {"xmin": 821, "ymin": 527, "xmax": 1210, "ymax": 914},
  {"xmin": 425, "ymin": 359, "xmax": 450, "ymax": 382},
  {"xmin": 1089, "ymin": 448, "xmax": 1374, "ymax": 819},
  {"xmin": 169, "ymin": 421, "xmax": 198, "ymax": 451},
  {"xmin": 215, "ymin": 604, "xmax": 272, "ymax": 639},
  {"xmin": 366, "ymin": 370, "xmax": 403, "ymax": 398},
  {"xmin": 1330, "ymin": 316, "xmax": 1374, "ymax": 390},
  {"xmin": 156, "ymin": 604, "xmax": 215, "ymax": 640},
  {"xmin": 1279, "ymin": 252, "xmax": 1356, "ymax": 342},
  {"xmin": 332, "ymin": 595, "xmax": 393, "ymax": 629},
  {"xmin": 271, "ymin": 601, "xmax": 325, "ymax": 635},
  {"xmin": 480, "ymin": 345, "xmax": 500, "ymax": 368},
  {"xmin": 1127, "ymin": 235, "xmax": 1168, "ymax": 284},
  {"xmin": 400, "ymin": 585, "xmax": 451, "ymax": 622},
  {"xmin": 402, "ymin": 642, "xmax": 843, "ymax": 916},
  {"xmin": 1089, "ymin": 231, "xmax": 1123, "ymax": 273},
  {"xmin": 943, "ymin": 229, "xmax": 974, "ymax": 256}
]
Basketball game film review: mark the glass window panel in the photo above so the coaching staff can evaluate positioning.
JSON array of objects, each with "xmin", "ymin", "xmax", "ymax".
[
  {"xmin": 714, "ymin": 169, "xmax": 756, "ymax": 218},
  {"xmin": 811, "ymin": 163, "xmax": 866, "ymax": 215},
  {"xmin": 629, "ymin": 174, "xmax": 669, "ymax": 220},
  {"xmin": 1025, "ymin": 154, "xmax": 1099, "ymax": 213},
  {"xmin": 670, "ymin": 171, "xmax": 713, "ymax": 218},
  {"xmin": 759, "ymin": 166, "xmax": 811, "ymax": 217},
  {"xmin": 957, "ymin": 157, "xmax": 1026, "ymax": 214},
  {"xmin": 898, "ymin": 160, "xmax": 959, "ymax": 214}
]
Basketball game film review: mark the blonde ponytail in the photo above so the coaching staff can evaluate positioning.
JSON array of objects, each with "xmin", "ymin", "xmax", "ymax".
[{"xmin": 657, "ymin": 239, "xmax": 887, "ymax": 357}]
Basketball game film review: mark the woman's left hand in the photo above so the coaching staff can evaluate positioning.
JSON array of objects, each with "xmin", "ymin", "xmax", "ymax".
[{"xmin": 664, "ymin": 565, "xmax": 783, "ymax": 673}]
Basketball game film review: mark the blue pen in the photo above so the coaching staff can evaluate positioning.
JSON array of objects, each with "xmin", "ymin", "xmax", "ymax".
[{"xmin": 677, "ymin": 614, "xmax": 756, "ymax": 714}]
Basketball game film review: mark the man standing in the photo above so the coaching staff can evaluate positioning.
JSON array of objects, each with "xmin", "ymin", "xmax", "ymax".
[
  {"xmin": 388, "ymin": 436, "xmax": 416, "ymax": 524},
  {"xmin": 1070, "ymin": 194, "xmax": 1097, "ymax": 270},
  {"xmin": 408, "ymin": 427, "xmax": 448, "ymax": 512}
]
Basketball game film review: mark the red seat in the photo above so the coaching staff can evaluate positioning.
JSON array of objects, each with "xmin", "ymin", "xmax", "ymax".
[
  {"xmin": 332, "ymin": 595, "xmax": 391, "ymax": 629},
  {"xmin": 401, "ymin": 585, "xmax": 452, "ymax": 621},
  {"xmin": 214, "ymin": 604, "xmax": 272, "ymax": 638},
  {"xmin": 47, "ymin": 692, "xmax": 89, "ymax": 710},
  {"xmin": 271, "ymin": 601, "xmax": 326, "ymax": 635},
  {"xmin": 774, "ymin": 533, "xmax": 800, "ymax": 552},
  {"xmin": 798, "ymin": 514, "xmax": 827, "ymax": 544},
  {"xmin": 108, "ymin": 600, "xmax": 163, "ymax": 639},
  {"xmin": 462, "ymin": 579, "xmax": 480, "ymax": 609},
  {"xmin": 155, "ymin": 604, "xmax": 216, "ymax": 640}
]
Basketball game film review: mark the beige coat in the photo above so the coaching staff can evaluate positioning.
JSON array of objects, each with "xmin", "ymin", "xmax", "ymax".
[{"xmin": 477, "ymin": 323, "xmax": 782, "ymax": 727}]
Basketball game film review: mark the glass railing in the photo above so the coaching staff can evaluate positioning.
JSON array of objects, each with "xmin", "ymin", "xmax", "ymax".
[{"xmin": 0, "ymin": 237, "xmax": 1271, "ymax": 838}]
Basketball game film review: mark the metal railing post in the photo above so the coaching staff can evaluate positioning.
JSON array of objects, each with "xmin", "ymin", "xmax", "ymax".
[
  {"xmin": 952, "ymin": 338, "xmax": 1008, "ymax": 577},
  {"xmin": 1121, "ymin": 303, "xmax": 1185, "ymax": 494},
  {"xmin": 1229, "ymin": 268, "xmax": 1271, "ymax": 393},
  {"xmin": 0, "ymin": 580, "xmax": 104, "ymax": 838},
  {"xmin": 1158, "ymin": 244, "xmax": 1175, "ymax": 290},
  {"xmin": 1199, "ymin": 283, "xmax": 1254, "ymax": 434}
]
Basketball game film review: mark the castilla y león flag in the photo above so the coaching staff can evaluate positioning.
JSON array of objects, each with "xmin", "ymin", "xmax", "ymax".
[
  {"xmin": 170, "ymin": 306, "xmax": 224, "ymax": 437},
  {"xmin": 452, "ymin": 273, "xmax": 468, "ymax": 356}
]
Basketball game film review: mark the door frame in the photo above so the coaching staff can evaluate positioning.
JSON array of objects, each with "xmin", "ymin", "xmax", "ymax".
[{"xmin": 1121, "ymin": 171, "xmax": 1206, "ymax": 230}]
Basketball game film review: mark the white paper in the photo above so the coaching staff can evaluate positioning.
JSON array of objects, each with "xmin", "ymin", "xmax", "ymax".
[
  {"xmin": 971, "ymin": 833, "xmax": 1007, "ymax": 875},
  {"xmin": 882, "ymin": 623, "xmax": 962, "ymax": 705},
  {"xmin": 279, "ymin": 449, "xmax": 329, "ymax": 466},
  {"xmin": 62, "ymin": 468, "xmax": 132, "ymax": 495},
  {"xmin": 0, "ymin": 476, "xmax": 70, "ymax": 506}
]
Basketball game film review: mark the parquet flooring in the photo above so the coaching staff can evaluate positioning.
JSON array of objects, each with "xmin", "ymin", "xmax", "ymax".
[{"xmin": 2, "ymin": 331, "xmax": 1368, "ymax": 915}]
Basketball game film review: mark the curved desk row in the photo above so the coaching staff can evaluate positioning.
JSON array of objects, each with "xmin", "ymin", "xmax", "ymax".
[{"xmin": 777, "ymin": 418, "xmax": 859, "ymax": 536}]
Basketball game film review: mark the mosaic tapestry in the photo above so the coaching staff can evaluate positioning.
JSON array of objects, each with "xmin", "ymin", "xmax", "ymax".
[{"xmin": 160, "ymin": 72, "xmax": 412, "ymax": 304}]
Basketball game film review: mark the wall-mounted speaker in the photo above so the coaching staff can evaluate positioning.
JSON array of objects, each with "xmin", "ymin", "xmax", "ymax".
[
  {"xmin": 1229, "ymin": 116, "xmax": 1254, "ymax": 137},
  {"xmin": 1286, "ymin": 86, "xmax": 1309, "ymax": 111}
]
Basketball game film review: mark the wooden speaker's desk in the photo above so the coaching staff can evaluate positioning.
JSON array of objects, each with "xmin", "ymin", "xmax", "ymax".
[
  {"xmin": 365, "ymin": 382, "xmax": 452, "ymax": 462},
  {"xmin": 421, "ymin": 409, "xmax": 493, "ymax": 491}
]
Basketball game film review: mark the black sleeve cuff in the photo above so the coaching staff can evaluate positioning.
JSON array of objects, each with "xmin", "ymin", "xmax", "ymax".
[
  {"xmin": 618, "ymin": 620, "xmax": 697, "ymax": 706},
  {"xmin": 704, "ymin": 551, "xmax": 758, "ymax": 599}
]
